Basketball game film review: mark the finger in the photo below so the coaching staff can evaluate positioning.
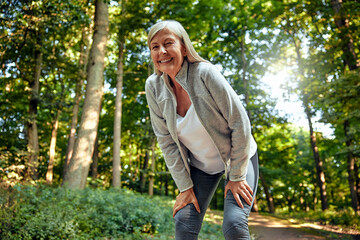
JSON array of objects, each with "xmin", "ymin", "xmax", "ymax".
[
  {"xmin": 242, "ymin": 193, "xmax": 252, "ymax": 206},
  {"xmin": 234, "ymin": 192, "xmax": 244, "ymax": 208},
  {"xmin": 246, "ymin": 184, "xmax": 254, "ymax": 195},
  {"xmin": 224, "ymin": 186, "xmax": 229, "ymax": 199},
  {"xmin": 243, "ymin": 190, "xmax": 253, "ymax": 205},
  {"xmin": 240, "ymin": 189, "xmax": 253, "ymax": 205},
  {"xmin": 248, "ymin": 194, "xmax": 253, "ymax": 204},
  {"xmin": 193, "ymin": 200, "xmax": 201, "ymax": 214},
  {"xmin": 173, "ymin": 204, "xmax": 178, "ymax": 217},
  {"xmin": 173, "ymin": 205, "xmax": 182, "ymax": 217},
  {"xmin": 172, "ymin": 203, "xmax": 185, "ymax": 218},
  {"xmin": 189, "ymin": 191, "xmax": 201, "ymax": 214}
]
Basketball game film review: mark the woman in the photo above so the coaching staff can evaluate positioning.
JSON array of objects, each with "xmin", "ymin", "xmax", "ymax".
[{"xmin": 145, "ymin": 20, "xmax": 258, "ymax": 240}]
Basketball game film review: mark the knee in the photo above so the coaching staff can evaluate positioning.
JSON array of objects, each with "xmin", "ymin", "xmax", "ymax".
[
  {"xmin": 174, "ymin": 205, "xmax": 202, "ymax": 236},
  {"xmin": 222, "ymin": 214, "xmax": 250, "ymax": 239},
  {"xmin": 174, "ymin": 215, "xmax": 201, "ymax": 240}
]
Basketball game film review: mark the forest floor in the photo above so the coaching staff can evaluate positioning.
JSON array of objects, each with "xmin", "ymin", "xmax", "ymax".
[
  {"xmin": 204, "ymin": 210, "xmax": 360, "ymax": 240},
  {"xmin": 248, "ymin": 212, "xmax": 360, "ymax": 240}
]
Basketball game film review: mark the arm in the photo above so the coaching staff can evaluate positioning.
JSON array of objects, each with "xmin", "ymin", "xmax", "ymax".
[
  {"xmin": 201, "ymin": 65, "xmax": 256, "ymax": 207},
  {"xmin": 145, "ymin": 79, "xmax": 193, "ymax": 192},
  {"xmin": 201, "ymin": 64, "xmax": 256, "ymax": 182},
  {"xmin": 145, "ymin": 79, "xmax": 200, "ymax": 215}
]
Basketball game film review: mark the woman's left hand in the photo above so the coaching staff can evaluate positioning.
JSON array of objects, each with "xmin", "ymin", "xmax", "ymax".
[{"xmin": 224, "ymin": 180, "xmax": 253, "ymax": 208}]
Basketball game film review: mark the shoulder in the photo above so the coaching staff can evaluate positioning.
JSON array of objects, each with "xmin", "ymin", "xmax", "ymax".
[
  {"xmin": 189, "ymin": 61, "xmax": 222, "ymax": 77},
  {"xmin": 189, "ymin": 61, "xmax": 225, "ymax": 85},
  {"xmin": 190, "ymin": 61, "xmax": 217, "ymax": 71},
  {"xmin": 145, "ymin": 73, "xmax": 161, "ymax": 92},
  {"xmin": 145, "ymin": 73, "xmax": 160, "ymax": 85}
]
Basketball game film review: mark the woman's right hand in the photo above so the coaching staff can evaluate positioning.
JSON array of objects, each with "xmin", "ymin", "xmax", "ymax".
[{"xmin": 172, "ymin": 187, "xmax": 201, "ymax": 217}]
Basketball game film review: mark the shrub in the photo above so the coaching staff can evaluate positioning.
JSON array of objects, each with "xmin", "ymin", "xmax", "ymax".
[{"xmin": 0, "ymin": 185, "xmax": 174, "ymax": 239}]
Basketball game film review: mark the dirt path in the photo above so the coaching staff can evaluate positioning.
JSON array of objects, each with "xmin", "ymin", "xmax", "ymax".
[
  {"xmin": 249, "ymin": 213, "xmax": 325, "ymax": 239},
  {"xmin": 204, "ymin": 210, "xmax": 360, "ymax": 239},
  {"xmin": 248, "ymin": 213, "xmax": 359, "ymax": 240}
]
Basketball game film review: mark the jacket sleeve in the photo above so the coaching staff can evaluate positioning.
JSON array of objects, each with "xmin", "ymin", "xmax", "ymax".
[
  {"xmin": 145, "ymin": 79, "xmax": 194, "ymax": 192},
  {"xmin": 201, "ymin": 64, "xmax": 256, "ymax": 182}
]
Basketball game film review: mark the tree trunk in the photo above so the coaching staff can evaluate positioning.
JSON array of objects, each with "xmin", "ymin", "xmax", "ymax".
[
  {"xmin": 287, "ymin": 194, "xmax": 294, "ymax": 212},
  {"xmin": 164, "ymin": 173, "xmax": 169, "ymax": 196},
  {"xmin": 355, "ymin": 162, "xmax": 360, "ymax": 209},
  {"xmin": 128, "ymin": 131, "xmax": 134, "ymax": 180},
  {"xmin": 240, "ymin": 38, "xmax": 251, "ymax": 120},
  {"xmin": 331, "ymin": 0, "xmax": 359, "ymax": 212},
  {"xmin": 240, "ymin": 37, "xmax": 258, "ymax": 212},
  {"xmin": 91, "ymin": 133, "xmax": 99, "ymax": 180},
  {"xmin": 290, "ymin": 31, "xmax": 329, "ymax": 210},
  {"xmin": 313, "ymin": 184, "xmax": 318, "ymax": 211},
  {"xmin": 344, "ymin": 120, "xmax": 358, "ymax": 211},
  {"xmin": 331, "ymin": 0, "xmax": 359, "ymax": 70},
  {"xmin": 148, "ymin": 139, "xmax": 156, "ymax": 196},
  {"xmin": 112, "ymin": 41, "xmax": 124, "ymax": 188},
  {"xmin": 134, "ymin": 154, "xmax": 140, "ymax": 181},
  {"xmin": 63, "ymin": 28, "xmax": 91, "ymax": 178},
  {"xmin": 27, "ymin": 30, "xmax": 42, "ymax": 180},
  {"xmin": 304, "ymin": 103, "xmax": 328, "ymax": 210},
  {"xmin": 165, "ymin": 172, "xmax": 169, "ymax": 196},
  {"xmin": 260, "ymin": 171, "xmax": 275, "ymax": 213},
  {"xmin": 46, "ymin": 108, "xmax": 61, "ymax": 184},
  {"xmin": 62, "ymin": 0, "xmax": 109, "ymax": 189},
  {"xmin": 140, "ymin": 151, "xmax": 149, "ymax": 193},
  {"xmin": 46, "ymin": 74, "xmax": 65, "ymax": 184}
]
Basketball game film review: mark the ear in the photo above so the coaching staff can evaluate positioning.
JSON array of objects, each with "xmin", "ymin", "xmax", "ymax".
[{"xmin": 182, "ymin": 46, "xmax": 187, "ymax": 56}]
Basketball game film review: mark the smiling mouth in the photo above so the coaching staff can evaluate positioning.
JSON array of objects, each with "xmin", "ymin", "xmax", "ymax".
[{"xmin": 159, "ymin": 58, "xmax": 172, "ymax": 63}]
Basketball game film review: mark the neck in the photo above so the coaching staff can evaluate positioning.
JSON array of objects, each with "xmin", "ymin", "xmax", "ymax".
[{"xmin": 169, "ymin": 77, "xmax": 182, "ymax": 90}]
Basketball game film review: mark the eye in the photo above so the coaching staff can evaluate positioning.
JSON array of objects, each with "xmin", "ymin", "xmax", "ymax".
[
  {"xmin": 151, "ymin": 45, "xmax": 159, "ymax": 50},
  {"xmin": 165, "ymin": 41, "xmax": 174, "ymax": 46}
]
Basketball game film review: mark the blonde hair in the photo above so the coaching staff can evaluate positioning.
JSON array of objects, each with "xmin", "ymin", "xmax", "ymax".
[{"xmin": 147, "ymin": 20, "xmax": 207, "ymax": 75}]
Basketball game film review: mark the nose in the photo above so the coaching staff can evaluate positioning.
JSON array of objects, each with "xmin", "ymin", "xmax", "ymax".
[{"xmin": 160, "ymin": 45, "xmax": 167, "ymax": 54}]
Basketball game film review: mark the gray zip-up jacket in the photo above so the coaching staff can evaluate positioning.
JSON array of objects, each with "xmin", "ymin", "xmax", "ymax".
[{"xmin": 145, "ymin": 59, "xmax": 257, "ymax": 192}]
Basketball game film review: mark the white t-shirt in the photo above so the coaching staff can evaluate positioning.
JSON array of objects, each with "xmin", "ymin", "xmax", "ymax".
[{"xmin": 176, "ymin": 104, "xmax": 225, "ymax": 174}]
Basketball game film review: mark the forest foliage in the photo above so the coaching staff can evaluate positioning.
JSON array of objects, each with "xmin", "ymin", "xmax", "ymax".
[
  {"xmin": 0, "ymin": 185, "xmax": 175, "ymax": 239},
  {"xmin": 1, "ymin": 0, "xmax": 360, "ymax": 227}
]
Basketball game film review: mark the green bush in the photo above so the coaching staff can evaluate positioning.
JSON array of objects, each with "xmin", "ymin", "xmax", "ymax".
[
  {"xmin": 0, "ymin": 185, "xmax": 174, "ymax": 239},
  {"xmin": 277, "ymin": 206, "xmax": 360, "ymax": 231}
]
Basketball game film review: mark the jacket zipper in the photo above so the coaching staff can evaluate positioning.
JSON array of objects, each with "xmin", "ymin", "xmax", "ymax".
[
  {"xmin": 172, "ymin": 76, "xmax": 228, "ymax": 177},
  {"xmin": 163, "ymin": 75, "xmax": 191, "ymax": 175}
]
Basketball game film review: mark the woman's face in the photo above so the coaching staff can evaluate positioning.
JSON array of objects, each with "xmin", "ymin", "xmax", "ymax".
[{"xmin": 150, "ymin": 29, "xmax": 186, "ymax": 79}]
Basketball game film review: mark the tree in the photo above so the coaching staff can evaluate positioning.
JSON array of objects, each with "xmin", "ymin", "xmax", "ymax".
[
  {"xmin": 331, "ymin": 0, "xmax": 360, "ymax": 212},
  {"xmin": 63, "ymin": 25, "xmax": 92, "ymax": 178},
  {"xmin": 331, "ymin": 0, "xmax": 359, "ymax": 70},
  {"xmin": 26, "ymin": 28, "xmax": 42, "ymax": 180},
  {"xmin": 306, "ymin": 0, "xmax": 360, "ymax": 212},
  {"xmin": 148, "ymin": 139, "xmax": 156, "ymax": 196},
  {"xmin": 63, "ymin": 0, "xmax": 109, "ymax": 189},
  {"xmin": 271, "ymin": 1, "xmax": 330, "ymax": 210},
  {"xmin": 112, "ymin": 39, "xmax": 124, "ymax": 188},
  {"xmin": 46, "ymin": 76, "xmax": 65, "ymax": 184}
]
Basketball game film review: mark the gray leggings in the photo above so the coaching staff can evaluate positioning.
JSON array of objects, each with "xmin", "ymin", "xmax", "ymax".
[{"xmin": 174, "ymin": 153, "xmax": 259, "ymax": 240}]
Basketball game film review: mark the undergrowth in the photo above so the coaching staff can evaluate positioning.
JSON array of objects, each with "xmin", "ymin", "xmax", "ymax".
[
  {"xmin": 0, "ymin": 185, "xmax": 225, "ymax": 240},
  {"xmin": 0, "ymin": 185, "xmax": 174, "ymax": 239}
]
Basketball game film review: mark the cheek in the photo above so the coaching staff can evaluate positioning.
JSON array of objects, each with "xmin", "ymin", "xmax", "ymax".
[
  {"xmin": 150, "ymin": 53, "xmax": 159, "ymax": 66},
  {"xmin": 150, "ymin": 52, "xmax": 156, "ymax": 62}
]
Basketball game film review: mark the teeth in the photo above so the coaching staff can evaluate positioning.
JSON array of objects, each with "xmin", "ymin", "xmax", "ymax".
[{"xmin": 160, "ymin": 58, "xmax": 172, "ymax": 63}]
